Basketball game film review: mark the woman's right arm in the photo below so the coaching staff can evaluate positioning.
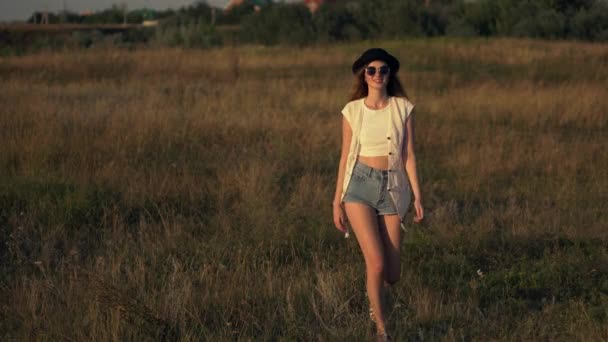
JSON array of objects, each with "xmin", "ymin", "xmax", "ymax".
[
  {"xmin": 333, "ymin": 117, "xmax": 352, "ymax": 232},
  {"xmin": 403, "ymin": 111, "xmax": 424, "ymax": 222}
]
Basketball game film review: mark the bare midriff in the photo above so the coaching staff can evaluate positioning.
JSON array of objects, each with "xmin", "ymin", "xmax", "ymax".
[{"xmin": 357, "ymin": 155, "xmax": 389, "ymax": 170}]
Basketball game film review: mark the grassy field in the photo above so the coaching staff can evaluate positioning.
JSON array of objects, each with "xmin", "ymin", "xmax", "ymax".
[{"xmin": 1, "ymin": 38, "xmax": 607, "ymax": 340}]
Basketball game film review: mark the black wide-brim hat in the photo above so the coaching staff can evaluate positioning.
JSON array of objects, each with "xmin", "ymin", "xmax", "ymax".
[{"xmin": 351, "ymin": 48, "xmax": 400, "ymax": 74}]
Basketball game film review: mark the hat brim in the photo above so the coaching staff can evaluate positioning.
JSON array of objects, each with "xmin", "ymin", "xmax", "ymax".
[{"xmin": 352, "ymin": 48, "xmax": 400, "ymax": 74}]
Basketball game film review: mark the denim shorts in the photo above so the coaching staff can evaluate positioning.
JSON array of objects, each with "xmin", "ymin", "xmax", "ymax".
[{"xmin": 342, "ymin": 161, "xmax": 398, "ymax": 216}]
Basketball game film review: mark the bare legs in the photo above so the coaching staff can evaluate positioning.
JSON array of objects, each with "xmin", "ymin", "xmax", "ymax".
[
  {"xmin": 344, "ymin": 203, "xmax": 403, "ymax": 335},
  {"xmin": 378, "ymin": 214, "xmax": 403, "ymax": 285}
]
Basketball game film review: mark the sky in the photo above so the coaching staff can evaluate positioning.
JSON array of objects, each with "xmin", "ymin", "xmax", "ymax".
[{"xmin": 0, "ymin": 0, "xmax": 235, "ymax": 22}]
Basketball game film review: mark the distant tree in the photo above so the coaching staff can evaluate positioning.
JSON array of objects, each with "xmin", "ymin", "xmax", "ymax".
[
  {"xmin": 155, "ymin": 8, "xmax": 176, "ymax": 20},
  {"xmin": 240, "ymin": 3, "xmax": 315, "ymax": 45},
  {"xmin": 313, "ymin": 2, "xmax": 363, "ymax": 41},
  {"xmin": 376, "ymin": 0, "xmax": 426, "ymax": 37},
  {"xmin": 458, "ymin": 0, "xmax": 500, "ymax": 36},
  {"xmin": 60, "ymin": 11, "xmax": 84, "ymax": 23},
  {"xmin": 512, "ymin": 7, "xmax": 566, "ymax": 39},
  {"xmin": 27, "ymin": 12, "xmax": 60, "ymax": 24},
  {"xmin": 81, "ymin": 5, "xmax": 124, "ymax": 24},
  {"xmin": 551, "ymin": 0, "xmax": 596, "ymax": 13},
  {"xmin": 570, "ymin": 1, "xmax": 608, "ymax": 41},
  {"xmin": 344, "ymin": 0, "xmax": 383, "ymax": 38},
  {"xmin": 127, "ymin": 9, "xmax": 159, "ymax": 24},
  {"xmin": 419, "ymin": 2, "xmax": 452, "ymax": 36},
  {"xmin": 221, "ymin": 1, "xmax": 257, "ymax": 25}
]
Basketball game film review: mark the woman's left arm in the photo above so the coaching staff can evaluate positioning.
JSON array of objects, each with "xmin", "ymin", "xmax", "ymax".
[{"xmin": 403, "ymin": 110, "xmax": 424, "ymax": 222}]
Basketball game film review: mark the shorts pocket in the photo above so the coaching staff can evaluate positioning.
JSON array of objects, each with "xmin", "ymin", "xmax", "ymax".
[{"xmin": 351, "ymin": 166, "xmax": 368, "ymax": 181}]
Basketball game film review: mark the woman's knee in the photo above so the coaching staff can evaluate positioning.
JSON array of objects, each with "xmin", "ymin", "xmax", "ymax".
[{"xmin": 366, "ymin": 258, "xmax": 385, "ymax": 276}]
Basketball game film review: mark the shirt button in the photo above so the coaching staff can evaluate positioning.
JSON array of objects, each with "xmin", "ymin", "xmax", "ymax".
[
  {"xmin": 388, "ymin": 152, "xmax": 393, "ymax": 155},
  {"xmin": 387, "ymin": 188, "xmax": 391, "ymax": 191},
  {"xmin": 387, "ymin": 137, "xmax": 391, "ymax": 140}
]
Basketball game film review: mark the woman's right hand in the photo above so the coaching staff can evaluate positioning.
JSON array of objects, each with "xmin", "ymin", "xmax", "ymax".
[{"xmin": 333, "ymin": 202, "xmax": 348, "ymax": 233}]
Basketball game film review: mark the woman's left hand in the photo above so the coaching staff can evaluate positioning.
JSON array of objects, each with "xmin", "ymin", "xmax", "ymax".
[{"xmin": 413, "ymin": 198, "xmax": 424, "ymax": 223}]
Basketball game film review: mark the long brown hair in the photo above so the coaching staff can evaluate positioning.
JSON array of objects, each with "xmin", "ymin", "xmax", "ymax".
[{"xmin": 349, "ymin": 64, "xmax": 408, "ymax": 101}]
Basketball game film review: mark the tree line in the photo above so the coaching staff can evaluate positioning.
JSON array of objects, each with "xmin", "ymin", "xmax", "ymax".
[
  {"xmin": 239, "ymin": 0, "xmax": 608, "ymax": 44},
  {"xmin": 5, "ymin": 0, "xmax": 607, "ymax": 55}
]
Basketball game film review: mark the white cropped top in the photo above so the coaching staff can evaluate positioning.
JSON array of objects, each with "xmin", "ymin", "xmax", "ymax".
[{"xmin": 359, "ymin": 98, "xmax": 391, "ymax": 156}]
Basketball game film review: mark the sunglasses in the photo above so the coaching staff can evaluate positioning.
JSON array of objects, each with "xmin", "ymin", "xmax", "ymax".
[{"xmin": 365, "ymin": 66, "xmax": 390, "ymax": 76}]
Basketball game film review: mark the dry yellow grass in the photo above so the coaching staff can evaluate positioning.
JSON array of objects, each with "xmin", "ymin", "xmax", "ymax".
[{"xmin": 1, "ymin": 38, "xmax": 607, "ymax": 340}]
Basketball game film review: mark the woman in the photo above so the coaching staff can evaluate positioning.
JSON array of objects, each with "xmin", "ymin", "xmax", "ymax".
[{"xmin": 332, "ymin": 48, "xmax": 424, "ymax": 341}]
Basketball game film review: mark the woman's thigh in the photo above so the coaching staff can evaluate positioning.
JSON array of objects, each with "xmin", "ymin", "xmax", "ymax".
[{"xmin": 344, "ymin": 202, "xmax": 384, "ymax": 268}]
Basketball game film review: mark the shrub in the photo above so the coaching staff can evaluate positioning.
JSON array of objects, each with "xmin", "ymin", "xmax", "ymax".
[
  {"xmin": 446, "ymin": 18, "xmax": 478, "ymax": 37},
  {"xmin": 152, "ymin": 3, "xmax": 222, "ymax": 48},
  {"xmin": 313, "ymin": 3, "xmax": 363, "ymax": 42},
  {"xmin": 459, "ymin": 0, "xmax": 500, "ymax": 36},
  {"xmin": 81, "ymin": 6, "xmax": 124, "ymax": 24},
  {"xmin": 175, "ymin": 1, "xmax": 214, "ymax": 24},
  {"xmin": 570, "ymin": 2, "xmax": 608, "ymax": 41},
  {"xmin": 239, "ymin": 4, "xmax": 315, "ymax": 45},
  {"xmin": 419, "ymin": 4, "xmax": 452, "ymax": 36},
  {"xmin": 155, "ymin": 21, "xmax": 222, "ymax": 48},
  {"xmin": 69, "ymin": 30, "xmax": 105, "ymax": 48},
  {"xmin": 220, "ymin": 1, "xmax": 257, "ymax": 25},
  {"xmin": 337, "ymin": 0, "xmax": 380, "ymax": 39},
  {"xmin": 552, "ymin": 0, "xmax": 596, "ymax": 13},
  {"xmin": 380, "ymin": 0, "xmax": 426, "ymax": 37},
  {"xmin": 512, "ymin": 9, "xmax": 566, "ymax": 39},
  {"xmin": 121, "ymin": 28, "xmax": 155, "ymax": 45},
  {"xmin": 27, "ymin": 12, "xmax": 61, "ymax": 24}
]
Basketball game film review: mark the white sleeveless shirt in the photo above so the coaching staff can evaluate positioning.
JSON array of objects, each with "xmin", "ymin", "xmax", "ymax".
[
  {"xmin": 359, "ymin": 102, "xmax": 390, "ymax": 156},
  {"xmin": 340, "ymin": 96, "xmax": 415, "ymax": 222}
]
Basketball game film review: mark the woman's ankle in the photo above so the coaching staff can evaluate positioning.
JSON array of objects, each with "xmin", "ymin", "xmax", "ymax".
[{"xmin": 376, "ymin": 322, "xmax": 387, "ymax": 335}]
